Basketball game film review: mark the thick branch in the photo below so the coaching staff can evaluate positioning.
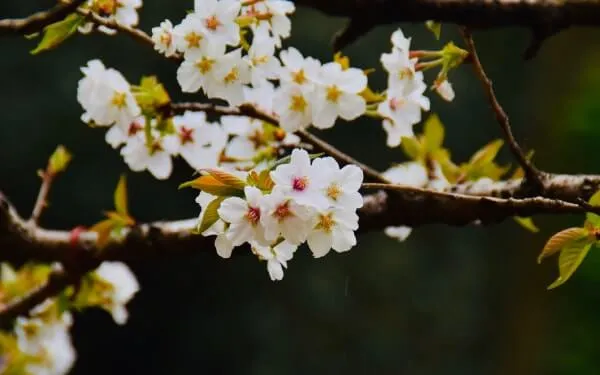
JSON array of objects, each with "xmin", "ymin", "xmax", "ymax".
[
  {"xmin": 295, "ymin": 0, "xmax": 600, "ymax": 28},
  {"xmin": 0, "ymin": 0, "xmax": 87, "ymax": 36},
  {"xmin": 2, "ymin": 173, "xmax": 600, "ymax": 266}
]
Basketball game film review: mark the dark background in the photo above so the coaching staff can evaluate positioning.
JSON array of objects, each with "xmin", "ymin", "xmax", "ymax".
[{"xmin": 2, "ymin": 1, "xmax": 600, "ymax": 374}]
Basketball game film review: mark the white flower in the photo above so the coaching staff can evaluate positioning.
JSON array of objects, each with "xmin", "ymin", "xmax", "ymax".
[
  {"xmin": 120, "ymin": 133, "xmax": 177, "ymax": 180},
  {"xmin": 382, "ymin": 162, "xmax": 428, "ymax": 187},
  {"xmin": 252, "ymin": 240, "xmax": 297, "ymax": 281},
  {"xmin": 312, "ymin": 157, "xmax": 363, "ymax": 210},
  {"xmin": 94, "ymin": 261, "xmax": 140, "ymax": 325},
  {"xmin": 378, "ymin": 85, "xmax": 429, "ymax": 148},
  {"xmin": 84, "ymin": 0, "xmax": 142, "ymax": 34},
  {"xmin": 246, "ymin": 23, "xmax": 281, "ymax": 86},
  {"xmin": 104, "ymin": 117, "xmax": 144, "ymax": 149},
  {"xmin": 152, "ymin": 20, "xmax": 177, "ymax": 57},
  {"xmin": 273, "ymin": 84, "xmax": 313, "ymax": 133},
  {"xmin": 384, "ymin": 226, "xmax": 412, "ymax": 242},
  {"xmin": 434, "ymin": 79, "xmax": 455, "ymax": 102},
  {"xmin": 380, "ymin": 47, "xmax": 418, "ymax": 91},
  {"xmin": 270, "ymin": 149, "xmax": 328, "ymax": 209},
  {"xmin": 207, "ymin": 48, "xmax": 251, "ymax": 106},
  {"xmin": 260, "ymin": 189, "xmax": 314, "ymax": 244},
  {"xmin": 195, "ymin": 192, "xmax": 234, "ymax": 258},
  {"xmin": 390, "ymin": 28, "xmax": 411, "ymax": 52},
  {"xmin": 77, "ymin": 60, "xmax": 140, "ymax": 130},
  {"xmin": 306, "ymin": 208, "xmax": 359, "ymax": 258},
  {"xmin": 243, "ymin": 81, "xmax": 276, "ymax": 115},
  {"xmin": 193, "ymin": 0, "xmax": 241, "ymax": 46},
  {"xmin": 246, "ymin": 0, "xmax": 295, "ymax": 46},
  {"xmin": 173, "ymin": 13, "xmax": 208, "ymax": 57},
  {"xmin": 311, "ymin": 62, "xmax": 367, "ymax": 129},
  {"xmin": 176, "ymin": 43, "xmax": 226, "ymax": 93},
  {"xmin": 278, "ymin": 47, "xmax": 320, "ymax": 90},
  {"xmin": 167, "ymin": 111, "xmax": 227, "ymax": 170},
  {"xmin": 16, "ymin": 314, "xmax": 75, "ymax": 375},
  {"xmin": 221, "ymin": 116, "xmax": 264, "ymax": 165},
  {"xmin": 218, "ymin": 186, "xmax": 267, "ymax": 246}
]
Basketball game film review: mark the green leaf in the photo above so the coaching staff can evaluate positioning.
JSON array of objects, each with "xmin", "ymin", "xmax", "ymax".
[
  {"xmin": 585, "ymin": 190, "xmax": 600, "ymax": 228},
  {"xmin": 538, "ymin": 227, "xmax": 590, "ymax": 264},
  {"xmin": 89, "ymin": 219, "xmax": 116, "ymax": 249},
  {"xmin": 247, "ymin": 170, "xmax": 275, "ymax": 192},
  {"xmin": 469, "ymin": 139, "xmax": 504, "ymax": 168},
  {"xmin": 400, "ymin": 136, "xmax": 423, "ymax": 161},
  {"xmin": 423, "ymin": 114, "xmax": 444, "ymax": 152},
  {"xmin": 548, "ymin": 243, "xmax": 593, "ymax": 290},
  {"xmin": 114, "ymin": 175, "xmax": 129, "ymax": 216},
  {"xmin": 48, "ymin": 145, "xmax": 72, "ymax": 175},
  {"xmin": 132, "ymin": 76, "xmax": 171, "ymax": 111},
  {"xmin": 31, "ymin": 14, "xmax": 84, "ymax": 55},
  {"xmin": 425, "ymin": 20, "xmax": 442, "ymax": 39},
  {"xmin": 514, "ymin": 217, "xmax": 539, "ymax": 233},
  {"xmin": 197, "ymin": 197, "xmax": 226, "ymax": 234},
  {"xmin": 179, "ymin": 175, "xmax": 244, "ymax": 197}
]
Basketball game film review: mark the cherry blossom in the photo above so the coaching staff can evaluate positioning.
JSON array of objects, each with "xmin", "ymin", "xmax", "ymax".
[
  {"xmin": 151, "ymin": 20, "xmax": 177, "ymax": 57},
  {"xmin": 306, "ymin": 208, "xmax": 359, "ymax": 258},
  {"xmin": 93, "ymin": 261, "xmax": 140, "ymax": 325},
  {"xmin": 311, "ymin": 62, "xmax": 367, "ymax": 129},
  {"xmin": 218, "ymin": 186, "xmax": 268, "ymax": 246},
  {"xmin": 252, "ymin": 240, "xmax": 297, "ymax": 281}
]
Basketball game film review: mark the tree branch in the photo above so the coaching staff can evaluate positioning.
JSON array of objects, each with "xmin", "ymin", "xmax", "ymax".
[
  {"xmin": 2, "ymin": 173, "xmax": 600, "ymax": 267},
  {"xmin": 295, "ymin": 0, "xmax": 600, "ymax": 51},
  {"xmin": 0, "ymin": 0, "xmax": 87, "ymax": 36},
  {"xmin": 461, "ymin": 27, "xmax": 544, "ymax": 191}
]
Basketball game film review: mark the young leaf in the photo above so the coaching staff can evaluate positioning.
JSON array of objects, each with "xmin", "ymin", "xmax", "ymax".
[
  {"xmin": 247, "ymin": 170, "xmax": 275, "ymax": 192},
  {"xmin": 538, "ymin": 227, "xmax": 590, "ymax": 264},
  {"xmin": 423, "ymin": 114, "xmax": 444, "ymax": 152},
  {"xmin": 548, "ymin": 243, "xmax": 593, "ymax": 290},
  {"xmin": 585, "ymin": 190, "xmax": 600, "ymax": 228},
  {"xmin": 48, "ymin": 145, "xmax": 72, "ymax": 175},
  {"xmin": 514, "ymin": 216, "xmax": 539, "ymax": 233},
  {"xmin": 133, "ymin": 76, "xmax": 171, "ymax": 110},
  {"xmin": 114, "ymin": 175, "xmax": 129, "ymax": 217},
  {"xmin": 89, "ymin": 219, "xmax": 116, "ymax": 249},
  {"xmin": 469, "ymin": 139, "xmax": 504, "ymax": 168},
  {"xmin": 201, "ymin": 169, "xmax": 246, "ymax": 189},
  {"xmin": 425, "ymin": 21, "xmax": 442, "ymax": 39},
  {"xmin": 197, "ymin": 197, "xmax": 226, "ymax": 234},
  {"xmin": 31, "ymin": 14, "xmax": 84, "ymax": 55},
  {"xmin": 400, "ymin": 136, "xmax": 423, "ymax": 161},
  {"xmin": 180, "ymin": 175, "xmax": 244, "ymax": 197}
]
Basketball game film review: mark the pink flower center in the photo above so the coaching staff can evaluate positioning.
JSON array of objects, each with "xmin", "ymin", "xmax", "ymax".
[
  {"xmin": 179, "ymin": 126, "xmax": 194, "ymax": 145},
  {"xmin": 292, "ymin": 176, "xmax": 308, "ymax": 191},
  {"xmin": 246, "ymin": 206, "xmax": 261, "ymax": 225},
  {"xmin": 274, "ymin": 201, "xmax": 292, "ymax": 221},
  {"xmin": 128, "ymin": 121, "xmax": 143, "ymax": 136}
]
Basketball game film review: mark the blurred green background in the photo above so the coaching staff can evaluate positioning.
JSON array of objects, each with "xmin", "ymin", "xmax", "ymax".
[{"xmin": 2, "ymin": 1, "xmax": 600, "ymax": 374}]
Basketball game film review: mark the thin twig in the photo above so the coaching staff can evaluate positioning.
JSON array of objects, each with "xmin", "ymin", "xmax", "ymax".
[
  {"xmin": 76, "ymin": 8, "xmax": 183, "ymax": 61},
  {"xmin": 29, "ymin": 171, "xmax": 54, "ymax": 225},
  {"xmin": 461, "ymin": 27, "xmax": 544, "ymax": 191},
  {"xmin": 170, "ymin": 102, "xmax": 388, "ymax": 182},
  {"xmin": 0, "ymin": 0, "xmax": 87, "ymax": 36},
  {"xmin": 297, "ymin": 130, "xmax": 388, "ymax": 183}
]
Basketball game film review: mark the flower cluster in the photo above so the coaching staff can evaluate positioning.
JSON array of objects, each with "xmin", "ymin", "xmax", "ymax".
[
  {"xmin": 190, "ymin": 149, "xmax": 363, "ymax": 281},
  {"xmin": 79, "ymin": 0, "xmax": 142, "ymax": 35},
  {"xmin": 377, "ymin": 30, "xmax": 431, "ymax": 148},
  {"xmin": 0, "ymin": 261, "xmax": 139, "ymax": 374}
]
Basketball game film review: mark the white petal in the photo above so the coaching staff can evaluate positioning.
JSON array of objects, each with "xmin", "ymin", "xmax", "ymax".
[
  {"xmin": 218, "ymin": 197, "xmax": 248, "ymax": 223},
  {"xmin": 307, "ymin": 230, "xmax": 332, "ymax": 258}
]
